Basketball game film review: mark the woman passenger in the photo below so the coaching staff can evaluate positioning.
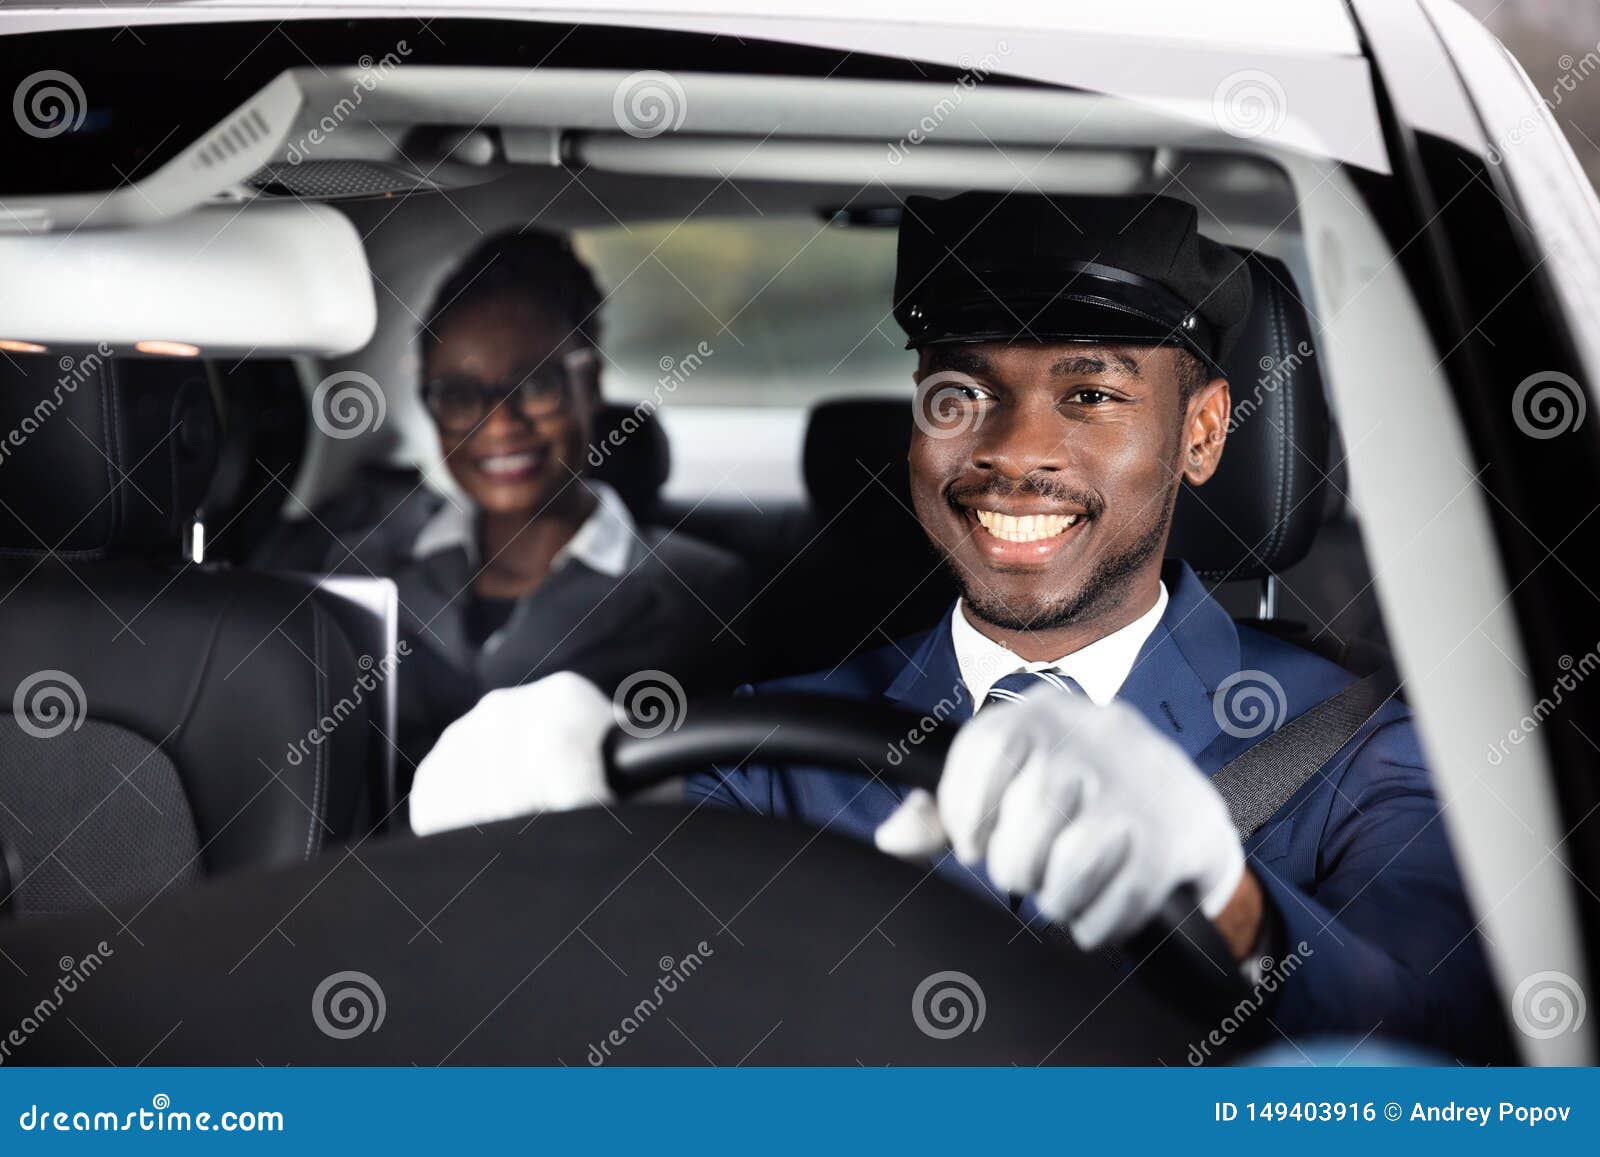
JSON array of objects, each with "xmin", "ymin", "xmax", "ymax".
[{"xmin": 328, "ymin": 230, "xmax": 749, "ymax": 767}]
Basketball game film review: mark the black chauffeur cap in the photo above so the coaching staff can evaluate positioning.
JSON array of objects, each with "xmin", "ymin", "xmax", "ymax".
[{"xmin": 893, "ymin": 192, "xmax": 1253, "ymax": 377}]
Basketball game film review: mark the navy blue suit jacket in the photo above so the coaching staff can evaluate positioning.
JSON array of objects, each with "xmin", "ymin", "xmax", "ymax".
[{"xmin": 687, "ymin": 560, "xmax": 1506, "ymax": 1059}]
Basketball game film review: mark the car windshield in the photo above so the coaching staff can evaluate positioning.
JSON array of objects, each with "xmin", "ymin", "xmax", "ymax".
[{"xmin": 0, "ymin": 5, "xmax": 1596, "ymax": 1096}]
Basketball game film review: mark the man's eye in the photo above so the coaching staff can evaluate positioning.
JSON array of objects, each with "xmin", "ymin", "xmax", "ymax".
[
  {"xmin": 922, "ymin": 379, "xmax": 990, "ymax": 407},
  {"xmin": 1069, "ymin": 388, "xmax": 1113, "ymax": 405}
]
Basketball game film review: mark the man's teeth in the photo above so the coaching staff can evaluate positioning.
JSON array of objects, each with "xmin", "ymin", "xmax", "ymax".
[
  {"xmin": 973, "ymin": 509, "xmax": 1080, "ymax": 542},
  {"xmin": 478, "ymin": 452, "xmax": 536, "ymax": 475}
]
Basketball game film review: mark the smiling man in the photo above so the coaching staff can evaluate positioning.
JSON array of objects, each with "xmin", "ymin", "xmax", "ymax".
[
  {"xmin": 410, "ymin": 192, "xmax": 1508, "ymax": 1061},
  {"xmin": 682, "ymin": 192, "xmax": 1505, "ymax": 1058}
]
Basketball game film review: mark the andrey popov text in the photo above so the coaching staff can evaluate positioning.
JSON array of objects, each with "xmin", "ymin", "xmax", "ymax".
[{"xmin": 1215, "ymin": 1101, "xmax": 1573, "ymax": 1126}]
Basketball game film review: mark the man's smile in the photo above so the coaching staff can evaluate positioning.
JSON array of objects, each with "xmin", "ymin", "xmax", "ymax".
[{"xmin": 956, "ymin": 497, "xmax": 1092, "ymax": 566}]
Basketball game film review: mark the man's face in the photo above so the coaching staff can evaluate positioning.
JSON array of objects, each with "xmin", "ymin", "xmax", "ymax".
[{"xmin": 908, "ymin": 341, "xmax": 1227, "ymax": 634}]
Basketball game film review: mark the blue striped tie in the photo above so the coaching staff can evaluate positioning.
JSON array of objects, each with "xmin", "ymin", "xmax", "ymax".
[
  {"xmin": 981, "ymin": 668, "xmax": 1083, "ymax": 711},
  {"xmin": 979, "ymin": 668, "xmax": 1083, "ymax": 916}
]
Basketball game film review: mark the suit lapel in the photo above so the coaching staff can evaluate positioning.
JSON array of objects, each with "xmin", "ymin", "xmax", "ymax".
[
  {"xmin": 1114, "ymin": 560, "xmax": 1240, "ymax": 766},
  {"xmin": 882, "ymin": 607, "xmax": 975, "ymax": 722},
  {"xmin": 880, "ymin": 564, "xmax": 1240, "ymax": 766}
]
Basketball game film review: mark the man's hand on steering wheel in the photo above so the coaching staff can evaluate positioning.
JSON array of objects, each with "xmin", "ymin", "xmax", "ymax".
[
  {"xmin": 876, "ymin": 687, "xmax": 1256, "ymax": 956},
  {"xmin": 411, "ymin": 673, "xmax": 1259, "ymax": 959}
]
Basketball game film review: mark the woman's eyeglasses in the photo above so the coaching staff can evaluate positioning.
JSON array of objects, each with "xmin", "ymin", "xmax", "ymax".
[{"xmin": 421, "ymin": 348, "xmax": 596, "ymax": 434}]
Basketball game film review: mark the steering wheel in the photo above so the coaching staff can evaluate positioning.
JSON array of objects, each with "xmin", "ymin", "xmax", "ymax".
[
  {"xmin": 605, "ymin": 693, "xmax": 1251, "ymax": 1015},
  {"xmin": 0, "ymin": 695, "xmax": 1253, "ymax": 1065}
]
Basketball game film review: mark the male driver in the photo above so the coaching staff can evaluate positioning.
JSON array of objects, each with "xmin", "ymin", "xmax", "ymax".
[{"xmin": 412, "ymin": 192, "xmax": 1507, "ymax": 1061}]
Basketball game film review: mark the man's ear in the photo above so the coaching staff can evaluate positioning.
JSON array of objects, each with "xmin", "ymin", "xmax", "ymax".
[
  {"xmin": 1182, "ymin": 377, "xmax": 1231, "ymax": 485},
  {"xmin": 911, "ymin": 347, "xmax": 931, "ymax": 385}
]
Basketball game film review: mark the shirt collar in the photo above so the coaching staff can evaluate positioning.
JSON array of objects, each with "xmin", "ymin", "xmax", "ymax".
[
  {"xmin": 411, "ymin": 479, "xmax": 636, "ymax": 580},
  {"xmin": 950, "ymin": 581, "xmax": 1170, "ymax": 707}
]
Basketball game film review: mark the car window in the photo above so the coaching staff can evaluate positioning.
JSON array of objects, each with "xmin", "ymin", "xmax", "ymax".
[{"xmin": 577, "ymin": 216, "xmax": 908, "ymax": 408}]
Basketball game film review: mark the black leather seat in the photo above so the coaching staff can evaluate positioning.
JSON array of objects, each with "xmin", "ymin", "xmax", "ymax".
[
  {"xmin": 1167, "ymin": 251, "xmax": 1329, "ymax": 582},
  {"xmin": 726, "ymin": 251, "xmax": 1377, "ymax": 676},
  {"xmin": 0, "ymin": 351, "xmax": 371, "ymax": 919},
  {"xmin": 741, "ymin": 399, "xmax": 954, "ymax": 678}
]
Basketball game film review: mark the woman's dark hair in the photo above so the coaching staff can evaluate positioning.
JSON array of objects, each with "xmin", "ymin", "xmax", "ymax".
[{"xmin": 421, "ymin": 229, "xmax": 604, "ymax": 362}]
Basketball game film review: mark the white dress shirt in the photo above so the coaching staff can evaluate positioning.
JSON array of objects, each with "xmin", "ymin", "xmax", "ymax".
[
  {"xmin": 950, "ymin": 582, "xmax": 1170, "ymax": 707},
  {"xmin": 410, "ymin": 479, "xmax": 635, "ymax": 578}
]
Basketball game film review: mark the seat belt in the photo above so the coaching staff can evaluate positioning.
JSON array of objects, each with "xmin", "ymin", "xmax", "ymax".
[{"xmin": 1210, "ymin": 670, "xmax": 1395, "ymax": 840}]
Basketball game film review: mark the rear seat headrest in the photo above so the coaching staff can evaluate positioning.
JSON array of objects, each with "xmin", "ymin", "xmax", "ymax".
[
  {"xmin": 804, "ymin": 398, "xmax": 914, "ymax": 522},
  {"xmin": 588, "ymin": 400, "xmax": 671, "ymax": 518},
  {"xmin": 801, "ymin": 252, "xmax": 1329, "ymax": 580},
  {"xmin": 0, "ymin": 350, "xmax": 219, "ymax": 559}
]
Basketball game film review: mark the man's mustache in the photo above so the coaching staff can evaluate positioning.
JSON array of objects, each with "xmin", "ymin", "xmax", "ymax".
[{"xmin": 947, "ymin": 474, "xmax": 1106, "ymax": 519}]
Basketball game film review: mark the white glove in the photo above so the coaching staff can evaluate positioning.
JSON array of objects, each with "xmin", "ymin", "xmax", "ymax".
[
  {"xmin": 875, "ymin": 687, "xmax": 1246, "ymax": 949},
  {"xmin": 409, "ymin": 671, "xmax": 616, "ymax": 836}
]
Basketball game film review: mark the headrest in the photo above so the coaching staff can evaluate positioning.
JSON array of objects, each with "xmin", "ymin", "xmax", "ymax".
[
  {"xmin": 0, "ymin": 351, "xmax": 220, "ymax": 559},
  {"xmin": 588, "ymin": 401, "xmax": 671, "ymax": 518},
  {"xmin": 1168, "ymin": 251, "xmax": 1328, "ymax": 580},
  {"xmin": 804, "ymin": 397, "xmax": 915, "ymax": 523},
  {"xmin": 802, "ymin": 253, "xmax": 1328, "ymax": 580}
]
